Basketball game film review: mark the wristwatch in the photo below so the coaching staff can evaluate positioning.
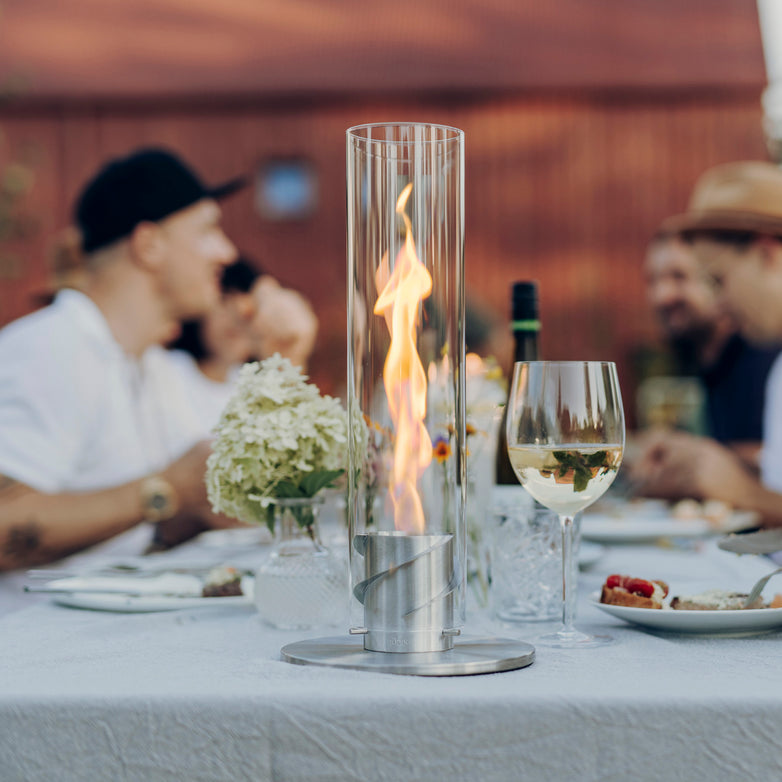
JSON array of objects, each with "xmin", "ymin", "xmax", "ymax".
[{"xmin": 140, "ymin": 475, "xmax": 179, "ymax": 523}]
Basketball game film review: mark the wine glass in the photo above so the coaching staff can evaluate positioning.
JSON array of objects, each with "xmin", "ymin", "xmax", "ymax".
[{"xmin": 506, "ymin": 361, "xmax": 625, "ymax": 648}]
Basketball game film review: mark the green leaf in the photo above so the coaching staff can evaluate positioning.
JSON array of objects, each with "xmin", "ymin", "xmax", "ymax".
[
  {"xmin": 265, "ymin": 504, "xmax": 276, "ymax": 535},
  {"xmin": 573, "ymin": 466, "xmax": 590, "ymax": 493},
  {"xmin": 300, "ymin": 469, "xmax": 344, "ymax": 497},
  {"xmin": 585, "ymin": 450, "xmax": 607, "ymax": 468},
  {"xmin": 274, "ymin": 480, "xmax": 306, "ymax": 499},
  {"xmin": 293, "ymin": 506, "xmax": 315, "ymax": 531}
]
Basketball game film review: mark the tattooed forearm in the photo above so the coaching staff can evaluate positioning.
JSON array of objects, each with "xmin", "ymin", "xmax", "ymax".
[
  {"xmin": 1, "ymin": 519, "xmax": 77, "ymax": 568},
  {"xmin": 3, "ymin": 520, "xmax": 42, "ymax": 560}
]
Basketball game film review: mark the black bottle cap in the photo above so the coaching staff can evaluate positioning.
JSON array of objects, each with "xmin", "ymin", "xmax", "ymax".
[{"xmin": 512, "ymin": 280, "xmax": 539, "ymax": 322}]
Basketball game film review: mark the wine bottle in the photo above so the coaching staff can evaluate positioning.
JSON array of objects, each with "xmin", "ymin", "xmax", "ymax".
[{"xmin": 495, "ymin": 280, "xmax": 540, "ymax": 485}]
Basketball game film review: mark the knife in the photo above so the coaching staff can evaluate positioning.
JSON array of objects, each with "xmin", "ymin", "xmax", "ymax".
[
  {"xmin": 24, "ymin": 585, "xmax": 204, "ymax": 598},
  {"xmin": 25, "ymin": 565, "xmax": 252, "ymax": 580}
]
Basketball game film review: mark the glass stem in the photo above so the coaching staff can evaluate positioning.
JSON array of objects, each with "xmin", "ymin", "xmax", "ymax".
[{"xmin": 559, "ymin": 514, "xmax": 576, "ymax": 634}]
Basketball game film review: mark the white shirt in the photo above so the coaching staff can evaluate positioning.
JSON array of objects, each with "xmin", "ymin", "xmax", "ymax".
[
  {"xmin": 0, "ymin": 290, "xmax": 203, "ymax": 493},
  {"xmin": 761, "ymin": 352, "xmax": 782, "ymax": 492},
  {"xmin": 164, "ymin": 350, "xmax": 238, "ymax": 438}
]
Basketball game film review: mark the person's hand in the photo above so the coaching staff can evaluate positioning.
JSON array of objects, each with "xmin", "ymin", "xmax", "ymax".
[
  {"xmin": 150, "ymin": 441, "xmax": 244, "ymax": 549},
  {"xmin": 684, "ymin": 437, "xmax": 759, "ymax": 506},
  {"xmin": 249, "ymin": 277, "xmax": 318, "ymax": 369},
  {"xmin": 159, "ymin": 440, "xmax": 214, "ymax": 515},
  {"xmin": 631, "ymin": 429, "xmax": 757, "ymax": 505}
]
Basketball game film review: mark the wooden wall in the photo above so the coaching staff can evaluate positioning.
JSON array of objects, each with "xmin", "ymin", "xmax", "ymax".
[
  {"xmin": 0, "ymin": 92, "xmax": 768, "ymax": 419},
  {"xmin": 0, "ymin": 0, "xmax": 771, "ymax": 422}
]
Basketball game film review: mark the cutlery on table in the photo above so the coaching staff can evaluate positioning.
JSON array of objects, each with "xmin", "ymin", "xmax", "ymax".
[
  {"xmin": 23, "ymin": 585, "xmax": 203, "ymax": 598},
  {"xmin": 743, "ymin": 567, "xmax": 782, "ymax": 609},
  {"xmin": 24, "ymin": 564, "xmax": 252, "ymax": 580}
]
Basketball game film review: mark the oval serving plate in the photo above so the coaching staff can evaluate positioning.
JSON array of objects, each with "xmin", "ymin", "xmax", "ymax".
[
  {"xmin": 591, "ymin": 595, "xmax": 782, "ymax": 635},
  {"xmin": 580, "ymin": 515, "xmax": 711, "ymax": 544}
]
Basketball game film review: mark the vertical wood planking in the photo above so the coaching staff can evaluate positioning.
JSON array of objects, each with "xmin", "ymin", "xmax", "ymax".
[{"xmin": 0, "ymin": 93, "xmax": 768, "ymax": 405}]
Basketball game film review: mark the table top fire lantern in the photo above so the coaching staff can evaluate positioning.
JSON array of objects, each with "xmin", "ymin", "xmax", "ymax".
[{"xmin": 282, "ymin": 122, "xmax": 534, "ymax": 675}]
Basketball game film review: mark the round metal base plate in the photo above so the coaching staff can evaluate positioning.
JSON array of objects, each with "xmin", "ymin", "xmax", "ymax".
[{"xmin": 281, "ymin": 635, "xmax": 535, "ymax": 676}]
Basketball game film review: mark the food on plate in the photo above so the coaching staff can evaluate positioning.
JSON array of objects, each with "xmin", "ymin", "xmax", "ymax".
[
  {"xmin": 600, "ymin": 573, "xmax": 669, "ymax": 609},
  {"xmin": 201, "ymin": 566, "xmax": 243, "ymax": 598},
  {"xmin": 670, "ymin": 498, "xmax": 701, "ymax": 520},
  {"xmin": 599, "ymin": 575, "xmax": 780, "ymax": 611},
  {"xmin": 671, "ymin": 498, "xmax": 732, "ymax": 526},
  {"xmin": 670, "ymin": 589, "xmax": 764, "ymax": 610}
]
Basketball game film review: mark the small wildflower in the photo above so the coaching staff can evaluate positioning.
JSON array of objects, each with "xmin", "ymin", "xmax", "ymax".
[{"xmin": 433, "ymin": 436, "xmax": 451, "ymax": 463}]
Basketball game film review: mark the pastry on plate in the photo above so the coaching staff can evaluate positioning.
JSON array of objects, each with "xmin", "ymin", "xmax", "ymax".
[
  {"xmin": 600, "ymin": 574, "xmax": 669, "ymax": 609},
  {"xmin": 202, "ymin": 566, "xmax": 244, "ymax": 598}
]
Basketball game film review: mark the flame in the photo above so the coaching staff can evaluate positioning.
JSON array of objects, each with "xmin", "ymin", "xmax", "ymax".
[{"xmin": 373, "ymin": 183, "xmax": 432, "ymax": 534}]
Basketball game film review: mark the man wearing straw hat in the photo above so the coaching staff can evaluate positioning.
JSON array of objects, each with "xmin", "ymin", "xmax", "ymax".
[
  {"xmin": 642, "ymin": 229, "xmax": 779, "ymax": 454},
  {"xmin": 634, "ymin": 161, "xmax": 782, "ymax": 528},
  {"xmin": 0, "ymin": 148, "xmax": 244, "ymax": 572}
]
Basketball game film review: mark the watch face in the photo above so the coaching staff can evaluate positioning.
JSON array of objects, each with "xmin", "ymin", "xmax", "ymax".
[
  {"xmin": 142, "ymin": 478, "xmax": 177, "ymax": 522},
  {"xmin": 150, "ymin": 493, "xmax": 169, "ymax": 512}
]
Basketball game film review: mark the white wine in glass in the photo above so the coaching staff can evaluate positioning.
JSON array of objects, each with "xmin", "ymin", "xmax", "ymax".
[{"xmin": 506, "ymin": 361, "xmax": 625, "ymax": 648}]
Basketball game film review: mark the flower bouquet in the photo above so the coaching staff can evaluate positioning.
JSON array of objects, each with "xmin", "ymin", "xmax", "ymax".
[
  {"xmin": 206, "ymin": 355, "xmax": 349, "ymax": 538},
  {"xmin": 206, "ymin": 355, "xmax": 361, "ymax": 630}
]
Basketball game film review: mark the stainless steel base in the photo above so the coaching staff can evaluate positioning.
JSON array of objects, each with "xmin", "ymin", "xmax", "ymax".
[{"xmin": 280, "ymin": 635, "xmax": 535, "ymax": 676}]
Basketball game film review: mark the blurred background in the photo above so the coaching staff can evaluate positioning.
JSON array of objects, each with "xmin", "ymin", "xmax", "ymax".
[{"xmin": 0, "ymin": 0, "xmax": 773, "ymax": 423}]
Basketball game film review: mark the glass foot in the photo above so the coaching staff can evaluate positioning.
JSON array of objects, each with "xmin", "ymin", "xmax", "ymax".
[{"xmin": 534, "ymin": 627, "xmax": 614, "ymax": 649}]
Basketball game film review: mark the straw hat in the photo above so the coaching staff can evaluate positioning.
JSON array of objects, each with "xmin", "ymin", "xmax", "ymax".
[{"xmin": 662, "ymin": 161, "xmax": 782, "ymax": 238}]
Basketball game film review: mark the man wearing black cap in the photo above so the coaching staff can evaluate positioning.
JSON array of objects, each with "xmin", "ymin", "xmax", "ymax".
[
  {"xmin": 633, "ymin": 161, "xmax": 782, "ymax": 528},
  {"xmin": 0, "ymin": 148, "xmax": 244, "ymax": 572}
]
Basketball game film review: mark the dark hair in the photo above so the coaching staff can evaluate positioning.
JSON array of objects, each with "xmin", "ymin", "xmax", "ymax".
[
  {"xmin": 221, "ymin": 258, "xmax": 260, "ymax": 294},
  {"xmin": 168, "ymin": 256, "xmax": 264, "ymax": 360},
  {"xmin": 681, "ymin": 229, "xmax": 760, "ymax": 249}
]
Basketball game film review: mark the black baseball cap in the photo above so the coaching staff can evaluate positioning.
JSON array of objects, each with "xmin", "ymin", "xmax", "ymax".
[{"xmin": 75, "ymin": 148, "xmax": 246, "ymax": 254}]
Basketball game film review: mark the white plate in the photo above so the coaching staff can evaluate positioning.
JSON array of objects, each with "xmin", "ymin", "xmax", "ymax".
[
  {"xmin": 592, "ymin": 596, "xmax": 782, "ymax": 636},
  {"xmin": 44, "ymin": 574, "xmax": 254, "ymax": 613},
  {"xmin": 580, "ymin": 514, "xmax": 711, "ymax": 543},
  {"xmin": 578, "ymin": 541, "xmax": 606, "ymax": 570}
]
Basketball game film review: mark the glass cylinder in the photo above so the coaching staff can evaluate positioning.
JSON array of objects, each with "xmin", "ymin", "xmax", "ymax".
[{"xmin": 346, "ymin": 122, "xmax": 466, "ymax": 652}]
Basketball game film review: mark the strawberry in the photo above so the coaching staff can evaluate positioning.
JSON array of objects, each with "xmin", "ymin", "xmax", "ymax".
[
  {"xmin": 604, "ymin": 574, "xmax": 659, "ymax": 597},
  {"xmin": 625, "ymin": 577, "xmax": 655, "ymax": 597}
]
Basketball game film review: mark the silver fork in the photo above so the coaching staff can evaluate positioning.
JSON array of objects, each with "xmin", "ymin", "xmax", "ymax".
[{"xmin": 743, "ymin": 567, "xmax": 782, "ymax": 608}]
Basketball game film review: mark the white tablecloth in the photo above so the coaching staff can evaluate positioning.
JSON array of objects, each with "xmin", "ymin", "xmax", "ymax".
[{"xmin": 1, "ymin": 539, "xmax": 781, "ymax": 782}]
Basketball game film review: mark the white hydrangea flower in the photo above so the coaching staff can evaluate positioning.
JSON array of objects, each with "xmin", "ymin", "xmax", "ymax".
[{"xmin": 206, "ymin": 354, "xmax": 359, "ymax": 526}]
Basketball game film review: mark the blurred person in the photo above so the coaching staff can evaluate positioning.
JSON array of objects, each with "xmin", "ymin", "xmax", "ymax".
[
  {"xmin": 633, "ymin": 161, "xmax": 782, "ymax": 527},
  {"xmin": 167, "ymin": 256, "xmax": 318, "ymax": 432},
  {"xmin": 251, "ymin": 275, "xmax": 318, "ymax": 370},
  {"xmin": 0, "ymin": 147, "xmax": 245, "ymax": 570},
  {"xmin": 643, "ymin": 231, "xmax": 779, "ymax": 459}
]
